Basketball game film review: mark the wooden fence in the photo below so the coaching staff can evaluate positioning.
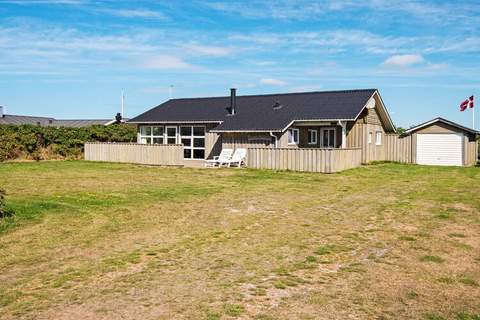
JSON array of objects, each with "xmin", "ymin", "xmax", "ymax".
[
  {"xmin": 84, "ymin": 142, "xmax": 184, "ymax": 166},
  {"xmin": 384, "ymin": 134, "xmax": 413, "ymax": 163},
  {"xmin": 247, "ymin": 148, "xmax": 362, "ymax": 173}
]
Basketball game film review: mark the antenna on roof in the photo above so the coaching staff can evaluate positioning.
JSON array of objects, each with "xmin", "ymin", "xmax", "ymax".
[
  {"xmin": 169, "ymin": 85, "xmax": 174, "ymax": 99},
  {"xmin": 121, "ymin": 90, "xmax": 125, "ymax": 118}
]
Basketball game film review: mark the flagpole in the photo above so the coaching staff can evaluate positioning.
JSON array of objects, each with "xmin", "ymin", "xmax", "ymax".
[{"xmin": 473, "ymin": 95, "xmax": 475, "ymax": 130}]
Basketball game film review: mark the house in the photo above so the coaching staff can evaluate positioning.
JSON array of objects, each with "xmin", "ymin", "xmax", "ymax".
[
  {"xmin": 0, "ymin": 106, "xmax": 126, "ymax": 127},
  {"xmin": 117, "ymin": 88, "xmax": 478, "ymax": 169},
  {"xmin": 402, "ymin": 117, "xmax": 478, "ymax": 166},
  {"xmin": 128, "ymin": 88, "xmax": 397, "ymax": 163}
]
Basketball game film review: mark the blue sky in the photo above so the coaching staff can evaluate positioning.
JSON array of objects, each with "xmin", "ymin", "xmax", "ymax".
[{"xmin": 0, "ymin": 0, "xmax": 479, "ymax": 128}]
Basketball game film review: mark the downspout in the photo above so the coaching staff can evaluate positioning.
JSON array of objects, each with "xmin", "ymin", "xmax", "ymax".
[
  {"xmin": 338, "ymin": 120, "xmax": 347, "ymax": 148},
  {"xmin": 269, "ymin": 131, "xmax": 278, "ymax": 148}
]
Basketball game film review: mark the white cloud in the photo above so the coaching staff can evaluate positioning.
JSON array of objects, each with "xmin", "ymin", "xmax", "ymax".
[
  {"xmin": 248, "ymin": 60, "xmax": 276, "ymax": 66},
  {"xmin": 184, "ymin": 44, "xmax": 231, "ymax": 56},
  {"xmin": 206, "ymin": 1, "xmax": 480, "ymax": 29},
  {"xmin": 141, "ymin": 55, "xmax": 193, "ymax": 70},
  {"xmin": 383, "ymin": 54, "xmax": 424, "ymax": 66},
  {"xmin": 100, "ymin": 8, "xmax": 167, "ymax": 19},
  {"xmin": 260, "ymin": 78, "xmax": 287, "ymax": 86},
  {"xmin": 229, "ymin": 34, "xmax": 282, "ymax": 45},
  {"xmin": 230, "ymin": 30, "xmax": 415, "ymax": 55}
]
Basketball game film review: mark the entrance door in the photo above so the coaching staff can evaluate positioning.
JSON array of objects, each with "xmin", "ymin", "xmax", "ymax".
[{"xmin": 166, "ymin": 126, "xmax": 177, "ymax": 144}]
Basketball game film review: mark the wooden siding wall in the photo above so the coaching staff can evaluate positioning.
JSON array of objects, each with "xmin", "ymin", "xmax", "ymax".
[
  {"xmin": 346, "ymin": 121, "xmax": 364, "ymax": 148},
  {"xmin": 85, "ymin": 142, "xmax": 183, "ymax": 166},
  {"xmin": 277, "ymin": 131, "xmax": 289, "ymax": 148},
  {"xmin": 276, "ymin": 126, "xmax": 343, "ymax": 148},
  {"xmin": 464, "ymin": 137, "xmax": 478, "ymax": 166},
  {"xmin": 365, "ymin": 107, "xmax": 383, "ymax": 125},
  {"xmin": 247, "ymin": 148, "xmax": 362, "ymax": 173},
  {"xmin": 205, "ymin": 126, "xmax": 222, "ymax": 159},
  {"xmin": 346, "ymin": 122, "xmax": 388, "ymax": 163},
  {"xmin": 347, "ymin": 122, "xmax": 414, "ymax": 164},
  {"xmin": 222, "ymin": 133, "xmax": 273, "ymax": 150}
]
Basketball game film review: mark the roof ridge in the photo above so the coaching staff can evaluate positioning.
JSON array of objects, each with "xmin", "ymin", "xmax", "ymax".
[
  {"xmin": 168, "ymin": 88, "xmax": 377, "ymax": 101},
  {"xmin": 405, "ymin": 117, "xmax": 479, "ymax": 134},
  {"xmin": 55, "ymin": 119, "xmax": 111, "ymax": 121},
  {"xmin": 4, "ymin": 114, "xmax": 55, "ymax": 119}
]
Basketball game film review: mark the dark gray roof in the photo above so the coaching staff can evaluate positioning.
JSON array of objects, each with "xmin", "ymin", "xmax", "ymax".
[
  {"xmin": 128, "ymin": 89, "xmax": 377, "ymax": 131},
  {"xmin": 0, "ymin": 115, "xmax": 122, "ymax": 127},
  {"xmin": 0, "ymin": 115, "xmax": 55, "ymax": 126},
  {"xmin": 405, "ymin": 117, "xmax": 480, "ymax": 135},
  {"xmin": 52, "ymin": 119, "xmax": 113, "ymax": 127}
]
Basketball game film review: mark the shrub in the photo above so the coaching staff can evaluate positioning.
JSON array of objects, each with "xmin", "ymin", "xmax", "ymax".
[{"xmin": 0, "ymin": 124, "xmax": 136, "ymax": 162}]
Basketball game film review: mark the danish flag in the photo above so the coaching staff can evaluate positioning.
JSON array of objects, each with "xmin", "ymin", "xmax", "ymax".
[{"xmin": 460, "ymin": 96, "xmax": 474, "ymax": 112}]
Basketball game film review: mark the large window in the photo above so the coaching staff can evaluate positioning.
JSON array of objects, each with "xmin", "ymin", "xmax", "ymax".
[
  {"xmin": 320, "ymin": 127, "xmax": 336, "ymax": 148},
  {"xmin": 139, "ymin": 125, "xmax": 206, "ymax": 159},
  {"xmin": 288, "ymin": 128, "xmax": 299, "ymax": 145},
  {"xmin": 139, "ymin": 126, "xmax": 164, "ymax": 144},
  {"xmin": 181, "ymin": 126, "xmax": 205, "ymax": 159}
]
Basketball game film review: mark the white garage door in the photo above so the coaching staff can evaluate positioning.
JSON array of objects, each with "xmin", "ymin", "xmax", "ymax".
[{"xmin": 417, "ymin": 133, "xmax": 463, "ymax": 166}]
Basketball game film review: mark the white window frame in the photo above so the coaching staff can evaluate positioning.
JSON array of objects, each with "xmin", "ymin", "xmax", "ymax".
[
  {"xmin": 180, "ymin": 125, "xmax": 206, "ymax": 160},
  {"xmin": 320, "ymin": 127, "xmax": 336, "ymax": 148},
  {"xmin": 307, "ymin": 129, "xmax": 317, "ymax": 145},
  {"xmin": 139, "ymin": 126, "xmax": 165, "ymax": 145},
  {"xmin": 375, "ymin": 131, "xmax": 382, "ymax": 145},
  {"xmin": 368, "ymin": 132, "xmax": 372, "ymax": 144},
  {"xmin": 165, "ymin": 126, "xmax": 178, "ymax": 144},
  {"xmin": 288, "ymin": 128, "xmax": 299, "ymax": 145}
]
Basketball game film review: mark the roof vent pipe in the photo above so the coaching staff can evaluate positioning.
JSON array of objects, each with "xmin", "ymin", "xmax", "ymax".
[{"xmin": 229, "ymin": 88, "xmax": 236, "ymax": 115}]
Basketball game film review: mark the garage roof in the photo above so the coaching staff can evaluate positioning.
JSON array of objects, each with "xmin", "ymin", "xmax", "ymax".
[{"xmin": 405, "ymin": 117, "xmax": 479, "ymax": 135}]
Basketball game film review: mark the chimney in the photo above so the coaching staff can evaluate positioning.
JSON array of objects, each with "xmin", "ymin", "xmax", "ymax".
[
  {"xmin": 0, "ymin": 106, "xmax": 3, "ymax": 118},
  {"xmin": 229, "ymin": 88, "xmax": 236, "ymax": 115}
]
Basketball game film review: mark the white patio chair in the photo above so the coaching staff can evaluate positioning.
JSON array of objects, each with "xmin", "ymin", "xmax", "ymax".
[
  {"xmin": 219, "ymin": 148, "xmax": 247, "ymax": 168},
  {"xmin": 204, "ymin": 148, "xmax": 233, "ymax": 167}
]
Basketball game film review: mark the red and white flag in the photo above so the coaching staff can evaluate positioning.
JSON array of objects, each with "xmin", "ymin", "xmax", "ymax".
[{"xmin": 460, "ymin": 96, "xmax": 474, "ymax": 112}]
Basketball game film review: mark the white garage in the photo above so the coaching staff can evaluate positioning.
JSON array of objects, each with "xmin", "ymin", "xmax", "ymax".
[
  {"xmin": 405, "ymin": 117, "xmax": 478, "ymax": 167},
  {"xmin": 416, "ymin": 133, "xmax": 463, "ymax": 166}
]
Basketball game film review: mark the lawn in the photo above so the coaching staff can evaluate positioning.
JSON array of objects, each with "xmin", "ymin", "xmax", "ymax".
[{"xmin": 0, "ymin": 161, "xmax": 479, "ymax": 320}]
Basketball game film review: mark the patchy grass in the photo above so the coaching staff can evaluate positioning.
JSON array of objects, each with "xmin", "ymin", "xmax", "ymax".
[
  {"xmin": 425, "ymin": 314, "xmax": 447, "ymax": 320},
  {"xmin": 420, "ymin": 255, "xmax": 445, "ymax": 263},
  {"xmin": 224, "ymin": 304, "xmax": 245, "ymax": 316},
  {"xmin": 0, "ymin": 161, "xmax": 479, "ymax": 319},
  {"xmin": 458, "ymin": 276, "xmax": 479, "ymax": 287}
]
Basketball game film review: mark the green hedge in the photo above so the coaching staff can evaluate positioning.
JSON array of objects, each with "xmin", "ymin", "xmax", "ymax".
[{"xmin": 0, "ymin": 124, "xmax": 137, "ymax": 161}]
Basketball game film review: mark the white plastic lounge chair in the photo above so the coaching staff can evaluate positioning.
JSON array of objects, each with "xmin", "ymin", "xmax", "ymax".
[
  {"xmin": 204, "ymin": 148, "xmax": 233, "ymax": 167},
  {"xmin": 219, "ymin": 148, "xmax": 247, "ymax": 167}
]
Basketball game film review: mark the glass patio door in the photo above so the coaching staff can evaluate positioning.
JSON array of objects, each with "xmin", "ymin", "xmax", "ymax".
[{"xmin": 321, "ymin": 127, "xmax": 336, "ymax": 148}]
